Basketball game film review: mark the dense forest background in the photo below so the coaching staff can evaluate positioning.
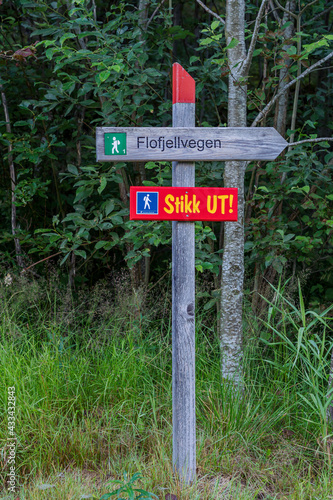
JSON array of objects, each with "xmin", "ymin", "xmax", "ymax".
[{"xmin": 1, "ymin": 0, "xmax": 332, "ymax": 310}]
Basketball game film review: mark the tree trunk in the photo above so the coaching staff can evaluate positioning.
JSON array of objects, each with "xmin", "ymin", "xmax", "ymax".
[
  {"xmin": 274, "ymin": 1, "xmax": 296, "ymax": 137},
  {"xmin": 138, "ymin": 0, "xmax": 150, "ymax": 32},
  {"xmin": 128, "ymin": 0, "xmax": 151, "ymax": 289},
  {"xmin": 220, "ymin": 0, "xmax": 247, "ymax": 384},
  {"xmin": 0, "ymin": 85, "xmax": 25, "ymax": 269}
]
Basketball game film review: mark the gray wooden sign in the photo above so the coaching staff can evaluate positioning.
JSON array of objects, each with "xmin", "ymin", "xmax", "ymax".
[{"xmin": 96, "ymin": 127, "xmax": 287, "ymax": 162}]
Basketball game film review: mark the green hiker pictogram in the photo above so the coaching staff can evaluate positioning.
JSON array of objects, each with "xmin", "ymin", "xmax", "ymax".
[{"xmin": 105, "ymin": 133, "xmax": 127, "ymax": 155}]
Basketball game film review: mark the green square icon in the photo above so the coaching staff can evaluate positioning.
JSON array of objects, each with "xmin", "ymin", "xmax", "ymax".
[{"xmin": 105, "ymin": 133, "xmax": 127, "ymax": 156}]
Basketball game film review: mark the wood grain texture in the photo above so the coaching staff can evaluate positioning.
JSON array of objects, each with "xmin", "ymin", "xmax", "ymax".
[
  {"xmin": 96, "ymin": 126, "xmax": 287, "ymax": 161},
  {"xmin": 172, "ymin": 102, "xmax": 196, "ymax": 484}
]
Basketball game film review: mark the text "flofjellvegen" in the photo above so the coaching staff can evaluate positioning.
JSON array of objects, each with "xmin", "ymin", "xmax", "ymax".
[{"xmin": 137, "ymin": 136, "xmax": 224, "ymax": 152}]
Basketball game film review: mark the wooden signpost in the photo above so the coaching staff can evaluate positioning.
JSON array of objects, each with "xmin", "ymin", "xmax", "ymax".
[
  {"xmin": 96, "ymin": 62, "xmax": 287, "ymax": 485},
  {"xmin": 171, "ymin": 63, "xmax": 196, "ymax": 485}
]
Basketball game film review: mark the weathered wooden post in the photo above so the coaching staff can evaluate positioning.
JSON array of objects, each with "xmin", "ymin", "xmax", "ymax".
[{"xmin": 172, "ymin": 63, "xmax": 196, "ymax": 484}]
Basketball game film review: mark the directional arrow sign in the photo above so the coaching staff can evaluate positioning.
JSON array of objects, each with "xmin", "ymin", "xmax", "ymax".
[
  {"xmin": 96, "ymin": 126, "xmax": 287, "ymax": 162},
  {"xmin": 130, "ymin": 186, "xmax": 238, "ymax": 221}
]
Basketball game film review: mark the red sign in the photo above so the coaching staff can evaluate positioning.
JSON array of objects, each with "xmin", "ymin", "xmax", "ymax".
[{"xmin": 130, "ymin": 187, "xmax": 238, "ymax": 221}]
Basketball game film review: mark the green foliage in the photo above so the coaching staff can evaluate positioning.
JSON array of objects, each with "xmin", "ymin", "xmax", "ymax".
[
  {"xmin": 245, "ymin": 141, "xmax": 333, "ymax": 303},
  {"xmin": 0, "ymin": 0, "xmax": 332, "ymax": 302},
  {"xmin": 99, "ymin": 472, "xmax": 158, "ymax": 500},
  {"xmin": 260, "ymin": 280, "xmax": 333, "ymax": 460},
  {"xmin": 1, "ymin": 278, "xmax": 333, "ymax": 496}
]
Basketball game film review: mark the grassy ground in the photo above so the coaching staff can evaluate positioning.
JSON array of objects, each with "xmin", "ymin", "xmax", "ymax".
[{"xmin": 0, "ymin": 275, "xmax": 332, "ymax": 499}]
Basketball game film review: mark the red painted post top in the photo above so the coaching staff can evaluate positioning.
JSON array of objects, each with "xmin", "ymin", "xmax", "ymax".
[{"xmin": 172, "ymin": 63, "xmax": 195, "ymax": 104}]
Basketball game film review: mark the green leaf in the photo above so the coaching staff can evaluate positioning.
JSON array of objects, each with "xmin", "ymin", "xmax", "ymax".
[
  {"xmin": 145, "ymin": 68, "xmax": 161, "ymax": 77},
  {"xmin": 68, "ymin": 164, "xmax": 79, "ymax": 175},
  {"xmin": 74, "ymin": 249, "xmax": 87, "ymax": 259},
  {"xmin": 199, "ymin": 37, "xmax": 214, "ymax": 47},
  {"xmin": 304, "ymin": 120, "xmax": 316, "ymax": 129},
  {"xmin": 211, "ymin": 20, "xmax": 220, "ymax": 31},
  {"xmin": 304, "ymin": 39, "xmax": 329, "ymax": 53},
  {"xmin": 60, "ymin": 252, "xmax": 71, "ymax": 266},
  {"xmin": 286, "ymin": 45, "xmax": 297, "ymax": 55},
  {"xmin": 14, "ymin": 120, "xmax": 30, "ymax": 127},
  {"xmin": 103, "ymin": 199, "xmax": 115, "ymax": 216},
  {"xmin": 45, "ymin": 48, "xmax": 57, "ymax": 60},
  {"xmin": 95, "ymin": 241, "xmax": 108, "ymax": 250},
  {"xmin": 98, "ymin": 176, "xmax": 107, "ymax": 194},
  {"xmin": 204, "ymin": 298, "xmax": 216, "ymax": 310},
  {"xmin": 49, "ymin": 234, "xmax": 62, "ymax": 243},
  {"xmin": 74, "ymin": 187, "xmax": 93, "ymax": 203},
  {"xmin": 99, "ymin": 70, "xmax": 111, "ymax": 83},
  {"xmin": 111, "ymin": 64, "xmax": 121, "ymax": 73},
  {"xmin": 114, "ymin": 92, "xmax": 123, "ymax": 109},
  {"xmin": 43, "ymin": 40, "xmax": 56, "ymax": 48},
  {"xmin": 244, "ymin": 241, "xmax": 254, "ymax": 251},
  {"xmin": 99, "ymin": 222, "xmax": 113, "ymax": 230},
  {"xmin": 283, "ymin": 233, "xmax": 295, "ymax": 242},
  {"xmin": 190, "ymin": 56, "xmax": 200, "ymax": 64},
  {"xmin": 59, "ymin": 33, "xmax": 76, "ymax": 46},
  {"xmin": 225, "ymin": 38, "xmax": 239, "ymax": 50}
]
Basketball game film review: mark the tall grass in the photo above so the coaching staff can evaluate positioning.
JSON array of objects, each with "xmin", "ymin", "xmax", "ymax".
[
  {"xmin": 258, "ymin": 280, "xmax": 333, "ymax": 464},
  {"xmin": 0, "ymin": 276, "xmax": 333, "ymax": 499}
]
